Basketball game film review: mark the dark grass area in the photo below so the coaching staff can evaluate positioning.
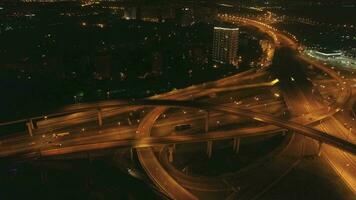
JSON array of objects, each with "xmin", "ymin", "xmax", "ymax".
[
  {"xmin": 261, "ymin": 157, "xmax": 356, "ymax": 200},
  {"xmin": 0, "ymin": 156, "xmax": 161, "ymax": 200}
]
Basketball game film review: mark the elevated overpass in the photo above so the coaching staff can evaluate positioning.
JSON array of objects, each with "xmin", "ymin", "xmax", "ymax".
[
  {"xmin": 0, "ymin": 14, "xmax": 355, "ymax": 200},
  {"xmin": 1, "ymin": 99, "xmax": 355, "ymax": 158}
]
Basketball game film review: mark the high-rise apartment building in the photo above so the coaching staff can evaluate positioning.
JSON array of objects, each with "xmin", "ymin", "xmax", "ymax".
[{"xmin": 212, "ymin": 27, "xmax": 239, "ymax": 65}]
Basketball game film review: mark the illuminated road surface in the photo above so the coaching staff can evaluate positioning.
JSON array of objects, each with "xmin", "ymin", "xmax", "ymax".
[{"xmin": 0, "ymin": 14, "xmax": 355, "ymax": 200}]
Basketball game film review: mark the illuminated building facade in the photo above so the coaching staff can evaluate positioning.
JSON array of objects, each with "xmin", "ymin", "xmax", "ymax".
[{"xmin": 212, "ymin": 27, "xmax": 239, "ymax": 66}]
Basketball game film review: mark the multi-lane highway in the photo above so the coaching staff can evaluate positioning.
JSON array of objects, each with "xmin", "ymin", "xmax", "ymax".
[
  {"xmin": 219, "ymin": 14, "xmax": 356, "ymax": 195},
  {"xmin": 0, "ymin": 13, "xmax": 355, "ymax": 200}
]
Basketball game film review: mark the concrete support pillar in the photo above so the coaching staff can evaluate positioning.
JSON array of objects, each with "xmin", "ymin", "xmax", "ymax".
[
  {"xmin": 41, "ymin": 171, "xmax": 47, "ymax": 183},
  {"xmin": 87, "ymin": 152, "xmax": 93, "ymax": 163},
  {"xmin": 233, "ymin": 138, "xmax": 240, "ymax": 154},
  {"xmin": 282, "ymin": 130, "xmax": 287, "ymax": 136},
  {"xmin": 205, "ymin": 111, "xmax": 210, "ymax": 133},
  {"xmin": 317, "ymin": 141, "xmax": 323, "ymax": 156},
  {"xmin": 29, "ymin": 119, "xmax": 35, "ymax": 130},
  {"xmin": 85, "ymin": 176, "xmax": 91, "ymax": 189},
  {"xmin": 97, "ymin": 109, "xmax": 103, "ymax": 127},
  {"xmin": 207, "ymin": 141, "xmax": 213, "ymax": 158},
  {"xmin": 130, "ymin": 148, "xmax": 134, "ymax": 161},
  {"xmin": 26, "ymin": 122, "xmax": 33, "ymax": 137},
  {"xmin": 182, "ymin": 166, "xmax": 189, "ymax": 175},
  {"xmin": 168, "ymin": 146, "xmax": 174, "ymax": 163}
]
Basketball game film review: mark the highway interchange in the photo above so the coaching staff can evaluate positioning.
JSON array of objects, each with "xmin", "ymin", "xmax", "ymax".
[{"xmin": 0, "ymin": 14, "xmax": 356, "ymax": 200}]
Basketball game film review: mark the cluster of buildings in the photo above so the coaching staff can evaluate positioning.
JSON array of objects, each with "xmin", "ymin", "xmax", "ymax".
[
  {"xmin": 117, "ymin": 5, "xmax": 215, "ymax": 27},
  {"xmin": 305, "ymin": 49, "xmax": 356, "ymax": 70}
]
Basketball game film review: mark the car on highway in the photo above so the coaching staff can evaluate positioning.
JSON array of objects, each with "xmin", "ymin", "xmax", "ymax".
[
  {"xmin": 52, "ymin": 132, "xmax": 70, "ymax": 138},
  {"xmin": 174, "ymin": 124, "xmax": 192, "ymax": 131},
  {"xmin": 45, "ymin": 141, "xmax": 62, "ymax": 147},
  {"xmin": 127, "ymin": 168, "xmax": 142, "ymax": 179}
]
